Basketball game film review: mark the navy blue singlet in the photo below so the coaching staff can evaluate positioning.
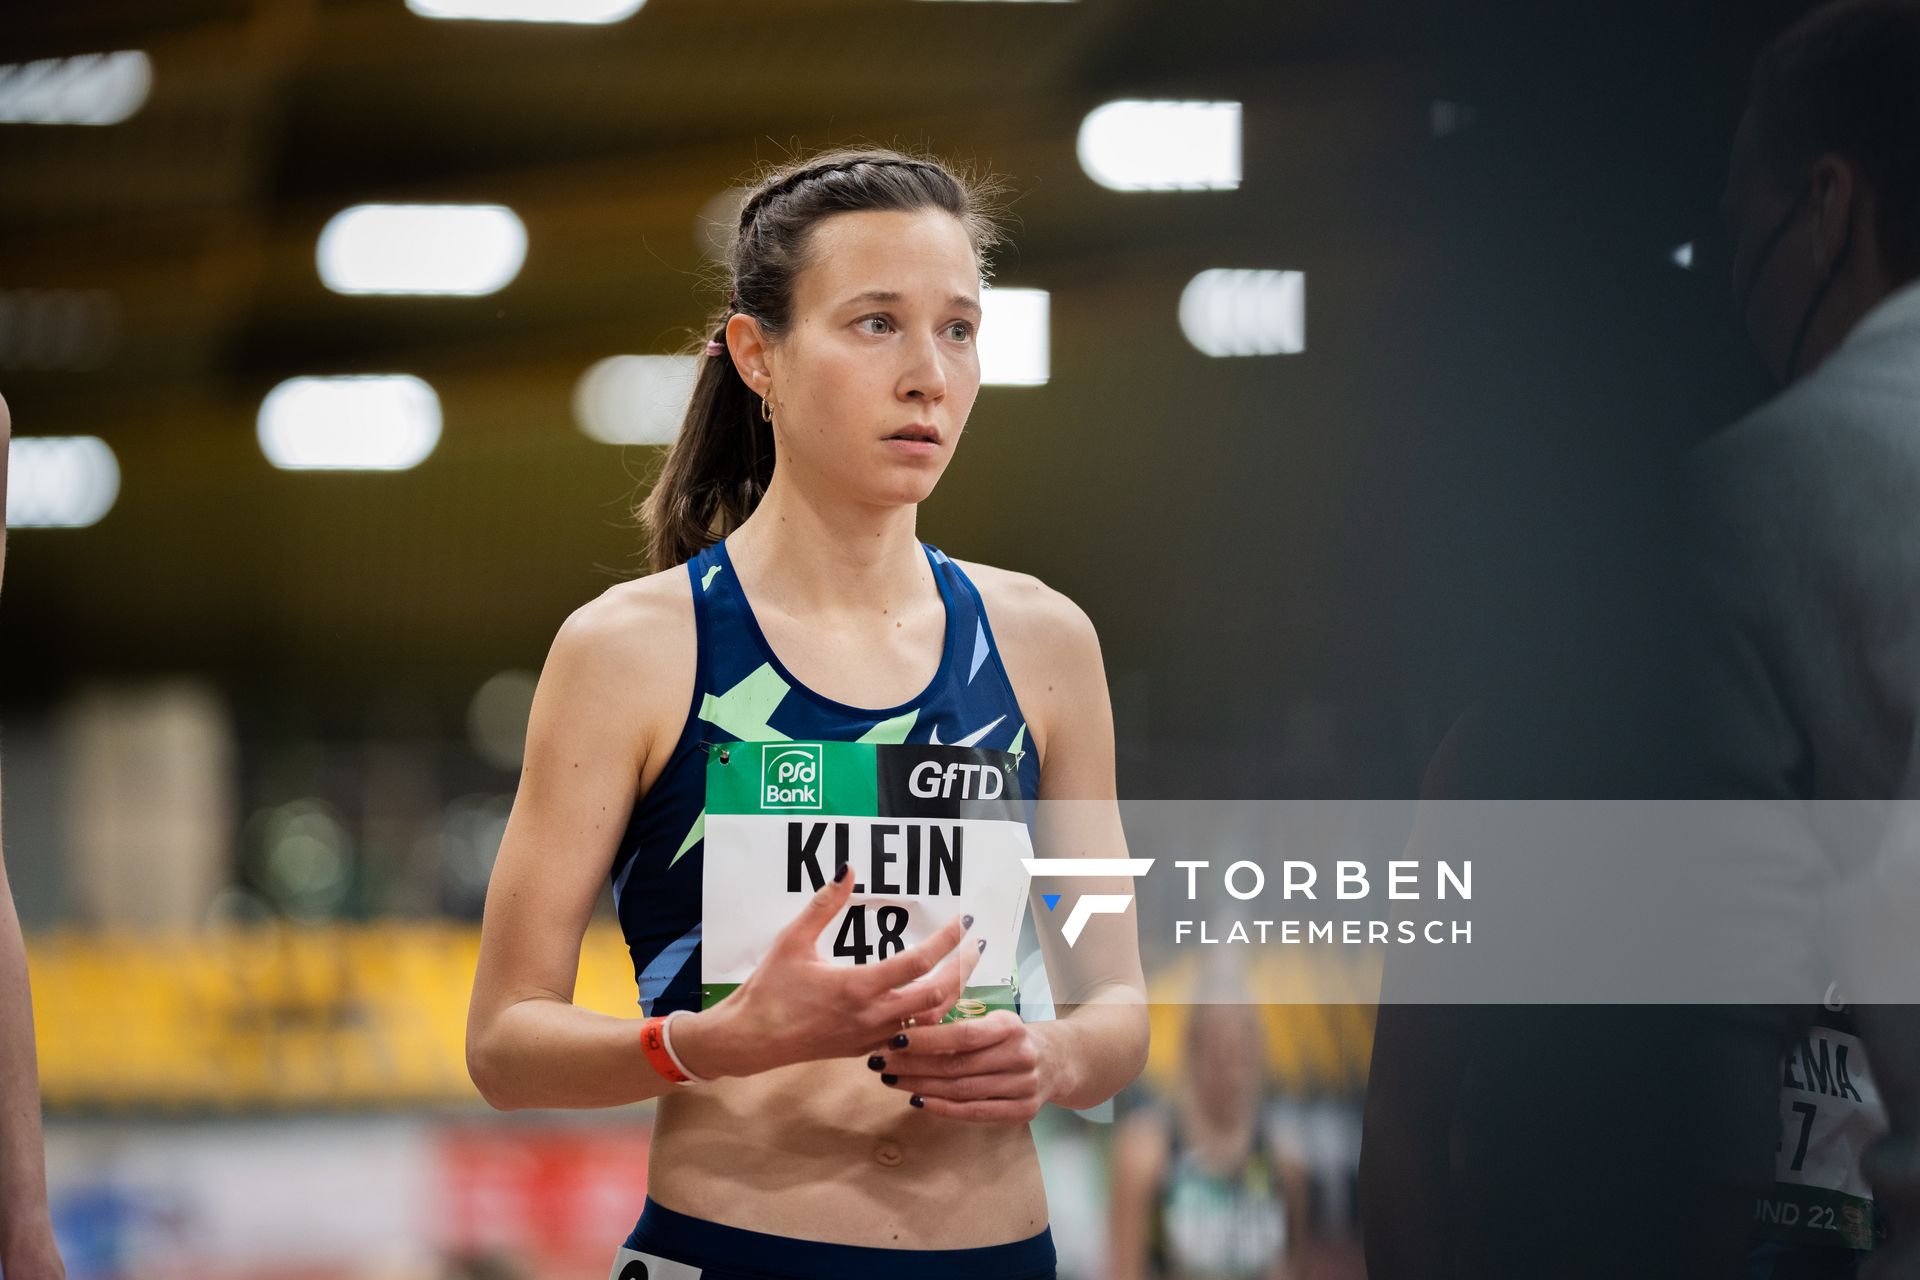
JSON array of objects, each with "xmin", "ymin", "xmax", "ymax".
[{"xmin": 610, "ymin": 537, "xmax": 1042, "ymax": 1016}]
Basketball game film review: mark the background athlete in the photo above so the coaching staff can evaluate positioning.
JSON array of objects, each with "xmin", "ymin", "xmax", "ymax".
[
  {"xmin": 466, "ymin": 148, "xmax": 1148, "ymax": 1278},
  {"xmin": 1110, "ymin": 1001, "xmax": 1309, "ymax": 1280}
]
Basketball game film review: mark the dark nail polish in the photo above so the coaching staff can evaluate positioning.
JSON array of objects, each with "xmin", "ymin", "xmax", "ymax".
[
  {"xmin": 882, "ymin": 1073, "xmax": 898, "ymax": 1086},
  {"xmin": 962, "ymin": 913, "xmax": 974, "ymax": 930},
  {"xmin": 868, "ymin": 1055, "xmax": 885, "ymax": 1071},
  {"xmin": 891, "ymin": 1032, "xmax": 909, "ymax": 1049},
  {"xmin": 834, "ymin": 860, "xmax": 850, "ymax": 883},
  {"xmin": 977, "ymin": 938, "xmax": 987, "ymax": 952},
  {"xmin": 910, "ymin": 1094, "xmax": 925, "ymax": 1108}
]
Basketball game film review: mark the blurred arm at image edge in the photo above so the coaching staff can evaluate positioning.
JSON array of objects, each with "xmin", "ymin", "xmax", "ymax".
[{"xmin": 0, "ymin": 390, "xmax": 70, "ymax": 1280}]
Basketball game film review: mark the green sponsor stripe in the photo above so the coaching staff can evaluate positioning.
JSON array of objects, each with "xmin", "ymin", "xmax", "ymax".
[
  {"xmin": 701, "ymin": 981, "xmax": 1019, "ymax": 1024},
  {"xmin": 1753, "ymin": 1183, "xmax": 1878, "ymax": 1251},
  {"xmin": 707, "ymin": 740, "xmax": 878, "ymax": 818}
]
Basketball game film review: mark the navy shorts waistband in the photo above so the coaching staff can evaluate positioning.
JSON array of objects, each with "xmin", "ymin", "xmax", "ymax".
[{"xmin": 625, "ymin": 1196, "xmax": 1057, "ymax": 1280}]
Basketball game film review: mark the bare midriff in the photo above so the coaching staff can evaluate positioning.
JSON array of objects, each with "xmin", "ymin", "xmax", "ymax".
[{"xmin": 646, "ymin": 1054, "xmax": 1050, "ymax": 1248}]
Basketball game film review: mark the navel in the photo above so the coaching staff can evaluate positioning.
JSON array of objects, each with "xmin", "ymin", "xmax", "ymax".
[{"xmin": 872, "ymin": 1140, "xmax": 905, "ymax": 1168}]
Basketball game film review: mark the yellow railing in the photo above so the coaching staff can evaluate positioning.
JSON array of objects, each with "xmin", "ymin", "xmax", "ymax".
[
  {"xmin": 25, "ymin": 923, "xmax": 1376, "ymax": 1108},
  {"xmin": 25, "ymin": 921, "xmax": 641, "ymax": 1109}
]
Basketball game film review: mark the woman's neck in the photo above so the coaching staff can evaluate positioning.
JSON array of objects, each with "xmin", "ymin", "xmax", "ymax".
[{"xmin": 726, "ymin": 479, "xmax": 928, "ymax": 620}]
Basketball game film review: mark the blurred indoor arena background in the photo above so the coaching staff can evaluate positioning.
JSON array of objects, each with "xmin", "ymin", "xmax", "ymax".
[{"xmin": 0, "ymin": 0, "xmax": 1828, "ymax": 1275}]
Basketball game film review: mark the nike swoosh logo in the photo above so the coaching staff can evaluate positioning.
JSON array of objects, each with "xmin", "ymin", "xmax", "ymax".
[{"xmin": 928, "ymin": 715, "xmax": 1005, "ymax": 748}]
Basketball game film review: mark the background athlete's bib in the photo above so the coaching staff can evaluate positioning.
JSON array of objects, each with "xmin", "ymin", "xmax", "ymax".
[
  {"xmin": 1754, "ymin": 1008, "xmax": 1887, "ymax": 1252},
  {"xmin": 701, "ymin": 741, "xmax": 1031, "ymax": 1018}
]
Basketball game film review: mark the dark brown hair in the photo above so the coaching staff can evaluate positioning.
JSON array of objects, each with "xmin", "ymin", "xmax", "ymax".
[
  {"xmin": 640, "ymin": 147, "xmax": 1007, "ymax": 574},
  {"xmin": 1749, "ymin": 0, "xmax": 1920, "ymax": 283}
]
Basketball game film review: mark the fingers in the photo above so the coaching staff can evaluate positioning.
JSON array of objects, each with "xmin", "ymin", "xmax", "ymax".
[
  {"xmin": 883, "ymin": 1069, "xmax": 1039, "ymax": 1105},
  {"xmin": 871, "ymin": 935, "xmax": 987, "ymax": 1028},
  {"xmin": 876, "ymin": 1015, "xmax": 1032, "ymax": 1077},
  {"xmin": 854, "ymin": 910, "xmax": 972, "ymax": 996},
  {"xmin": 898, "ymin": 1094, "xmax": 1045, "ymax": 1124},
  {"xmin": 865, "ymin": 1013, "xmax": 1043, "ymax": 1123},
  {"xmin": 865, "ymin": 1009, "xmax": 1021, "ymax": 1060},
  {"xmin": 774, "ymin": 857, "xmax": 855, "ymax": 954}
]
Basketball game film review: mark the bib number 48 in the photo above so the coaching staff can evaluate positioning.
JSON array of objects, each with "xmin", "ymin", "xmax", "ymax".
[{"xmin": 833, "ymin": 904, "xmax": 910, "ymax": 963}]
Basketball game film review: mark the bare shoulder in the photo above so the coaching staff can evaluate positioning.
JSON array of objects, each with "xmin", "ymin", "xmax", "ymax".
[
  {"xmin": 540, "ymin": 564, "xmax": 696, "ymax": 769},
  {"xmin": 950, "ymin": 558, "xmax": 1101, "ymax": 666},
  {"xmin": 560, "ymin": 564, "xmax": 693, "ymax": 661},
  {"xmin": 950, "ymin": 558, "xmax": 1106, "ymax": 770},
  {"xmin": 0, "ymin": 388, "xmax": 10, "ymax": 438}
]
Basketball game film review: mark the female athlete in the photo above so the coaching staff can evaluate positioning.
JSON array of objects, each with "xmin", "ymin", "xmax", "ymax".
[{"xmin": 466, "ymin": 147, "xmax": 1149, "ymax": 1280}]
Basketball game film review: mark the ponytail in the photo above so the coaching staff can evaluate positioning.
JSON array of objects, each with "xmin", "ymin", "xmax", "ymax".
[{"xmin": 640, "ymin": 320, "xmax": 772, "ymax": 574}]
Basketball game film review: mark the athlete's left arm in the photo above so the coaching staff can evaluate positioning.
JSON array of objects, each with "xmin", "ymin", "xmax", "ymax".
[
  {"xmin": 876, "ymin": 573, "xmax": 1149, "ymax": 1120},
  {"xmin": 1017, "ymin": 587, "xmax": 1151, "ymax": 1112}
]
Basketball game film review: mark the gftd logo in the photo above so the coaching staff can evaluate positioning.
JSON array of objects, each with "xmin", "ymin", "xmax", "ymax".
[{"xmin": 1021, "ymin": 858, "xmax": 1155, "ymax": 945}]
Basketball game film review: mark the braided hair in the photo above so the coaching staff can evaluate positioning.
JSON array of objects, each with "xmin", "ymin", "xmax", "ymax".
[
  {"xmin": 641, "ymin": 147, "xmax": 1005, "ymax": 573},
  {"xmin": 732, "ymin": 155, "xmax": 946, "ymax": 236}
]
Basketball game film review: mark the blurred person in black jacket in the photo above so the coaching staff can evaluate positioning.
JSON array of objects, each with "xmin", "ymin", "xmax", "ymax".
[
  {"xmin": 1690, "ymin": 2, "xmax": 1920, "ymax": 1273},
  {"xmin": 1363, "ymin": 4, "xmax": 1920, "ymax": 1277}
]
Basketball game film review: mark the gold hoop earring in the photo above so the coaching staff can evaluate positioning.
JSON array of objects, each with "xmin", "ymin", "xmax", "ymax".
[{"xmin": 760, "ymin": 394, "xmax": 773, "ymax": 423}]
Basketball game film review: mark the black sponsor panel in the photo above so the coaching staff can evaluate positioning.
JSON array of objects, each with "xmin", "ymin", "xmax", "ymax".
[{"xmin": 876, "ymin": 744, "xmax": 1025, "ymax": 822}]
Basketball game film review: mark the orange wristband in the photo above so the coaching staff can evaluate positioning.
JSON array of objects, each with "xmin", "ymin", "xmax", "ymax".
[{"xmin": 640, "ymin": 1014, "xmax": 692, "ymax": 1085}]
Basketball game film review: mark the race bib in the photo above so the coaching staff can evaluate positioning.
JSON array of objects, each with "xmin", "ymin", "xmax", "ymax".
[
  {"xmin": 1754, "ymin": 1012, "xmax": 1887, "ymax": 1251},
  {"xmin": 701, "ymin": 741, "xmax": 1031, "ymax": 1018}
]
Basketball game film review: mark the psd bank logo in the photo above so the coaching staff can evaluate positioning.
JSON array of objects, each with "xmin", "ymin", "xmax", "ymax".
[
  {"xmin": 762, "ymin": 744, "xmax": 822, "ymax": 810},
  {"xmin": 1021, "ymin": 857, "xmax": 1155, "ymax": 945}
]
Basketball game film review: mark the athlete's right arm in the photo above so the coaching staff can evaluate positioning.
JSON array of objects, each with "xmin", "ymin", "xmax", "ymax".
[
  {"xmin": 465, "ymin": 576, "xmax": 982, "ymax": 1109},
  {"xmin": 465, "ymin": 581, "xmax": 694, "ymax": 1109}
]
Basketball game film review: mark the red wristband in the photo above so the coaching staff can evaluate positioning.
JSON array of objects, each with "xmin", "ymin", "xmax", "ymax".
[{"xmin": 640, "ymin": 1015, "xmax": 692, "ymax": 1085}]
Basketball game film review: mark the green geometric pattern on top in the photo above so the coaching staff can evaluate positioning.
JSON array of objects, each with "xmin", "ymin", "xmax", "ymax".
[
  {"xmin": 856, "ymin": 708, "xmax": 918, "ymax": 744},
  {"xmin": 668, "ymin": 811, "xmax": 704, "ymax": 869},
  {"xmin": 699, "ymin": 662, "xmax": 793, "ymax": 743}
]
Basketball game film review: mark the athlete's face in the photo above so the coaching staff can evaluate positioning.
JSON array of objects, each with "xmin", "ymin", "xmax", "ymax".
[{"xmin": 762, "ymin": 208, "xmax": 983, "ymax": 508}]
